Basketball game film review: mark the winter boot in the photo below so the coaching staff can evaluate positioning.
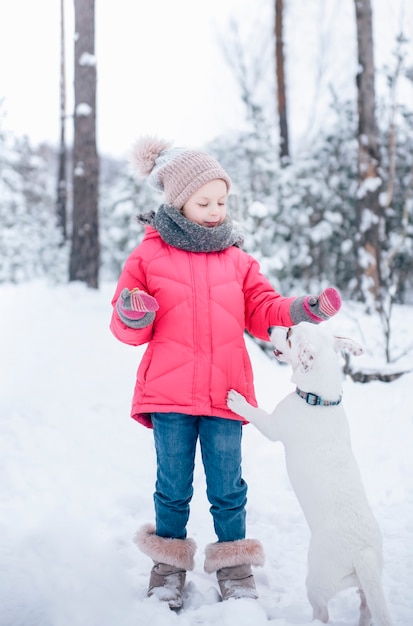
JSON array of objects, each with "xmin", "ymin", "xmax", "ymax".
[
  {"xmin": 135, "ymin": 523, "xmax": 196, "ymax": 610},
  {"xmin": 204, "ymin": 538, "xmax": 265, "ymax": 601},
  {"xmin": 216, "ymin": 563, "xmax": 258, "ymax": 600},
  {"xmin": 147, "ymin": 562, "xmax": 187, "ymax": 610}
]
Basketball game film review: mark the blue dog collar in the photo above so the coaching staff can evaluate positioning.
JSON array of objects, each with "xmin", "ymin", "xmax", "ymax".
[{"xmin": 296, "ymin": 387, "xmax": 342, "ymax": 406}]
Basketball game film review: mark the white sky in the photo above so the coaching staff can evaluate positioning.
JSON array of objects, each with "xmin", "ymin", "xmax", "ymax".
[
  {"xmin": 0, "ymin": 0, "xmax": 250, "ymax": 156},
  {"xmin": 1, "ymin": 0, "xmax": 413, "ymax": 158}
]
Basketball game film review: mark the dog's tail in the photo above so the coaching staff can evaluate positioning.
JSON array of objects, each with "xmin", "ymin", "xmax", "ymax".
[{"xmin": 354, "ymin": 547, "xmax": 393, "ymax": 626}]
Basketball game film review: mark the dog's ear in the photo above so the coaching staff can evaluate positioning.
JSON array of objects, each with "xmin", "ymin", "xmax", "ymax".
[
  {"xmin": 333, "ymin": 336, "xmax": 364, "ymax": 356},
  {"xmin": 298, "ymin": 341, "xmax": 316, "ymax": 372}
]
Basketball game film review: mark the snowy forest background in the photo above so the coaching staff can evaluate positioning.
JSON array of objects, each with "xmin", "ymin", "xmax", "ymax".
[{"xmin": 2, "ymin": 0, "xmax": 413, "ymax": 365}]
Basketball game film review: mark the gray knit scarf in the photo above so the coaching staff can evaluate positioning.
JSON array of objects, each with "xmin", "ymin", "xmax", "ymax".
[{"xmin": 137, "ymin": 204, "xmax": 243, "ymax": 252}]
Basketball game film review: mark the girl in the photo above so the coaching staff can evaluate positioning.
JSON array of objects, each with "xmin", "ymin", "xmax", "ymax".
[{"xmin": 110, "ymin": 137, "xmax": 341, "ymax": 609}]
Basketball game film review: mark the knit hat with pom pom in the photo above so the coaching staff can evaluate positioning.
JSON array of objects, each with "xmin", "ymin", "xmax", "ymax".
[{"xmin": 130, "ymin": 136, "xmax": 231, "ymax": 209}]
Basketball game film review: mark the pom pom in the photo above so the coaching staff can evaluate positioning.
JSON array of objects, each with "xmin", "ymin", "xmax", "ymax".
[{"xmin": 129, "ymin": 136, "xmax": 172, "ymax": 178}]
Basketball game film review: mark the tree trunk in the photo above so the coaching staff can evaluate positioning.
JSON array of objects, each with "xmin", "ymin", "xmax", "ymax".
[
  {"xmin": 57, "ymin": 0, "xmax": 67, "ymax": 240},
  {"xmin": 69, "ymin": 0, "xmax": 99, "ymax": 288},
  {"xmin": 274, "ymin": 0, "xmax": 289, "ymax": 162},
  {"xmin": 353, "ymin": 0, "xmax": 383, "ymax": 304}
]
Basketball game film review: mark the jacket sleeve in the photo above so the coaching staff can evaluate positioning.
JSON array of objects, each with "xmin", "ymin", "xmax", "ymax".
[
  {"xmin": 109, "ymin": 251, "xmax": 155, "ymax": 347},
  {"xmin": 242, "ymin": 255, "xmax": 295, "ymax": 341}
]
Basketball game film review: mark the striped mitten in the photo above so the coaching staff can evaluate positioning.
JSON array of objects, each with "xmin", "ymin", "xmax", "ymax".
[
  {"xmin": 116, "ymin": 288, "xmax": 159, "ymax": 329},
  {"xmin": 290, "ymin": 287, "xmax": 341, "ymax": 324}
]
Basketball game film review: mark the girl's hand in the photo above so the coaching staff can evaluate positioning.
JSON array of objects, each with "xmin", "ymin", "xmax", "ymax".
[
  {"xmin": 291, "ymin": 287, "xmax": 341, "ymax": 324},
  {"xmin": 116, "ymin": 288, "xmax": 159, "ymax": 328}
]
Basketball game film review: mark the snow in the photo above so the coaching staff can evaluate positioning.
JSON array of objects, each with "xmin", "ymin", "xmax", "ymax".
[
  {"xmin": 74, "ymin": 162, "xmax": 85, "ymax": 177},
  {"xmin": 357, "ymin": 178, "xmax": 383, "ymax": 200},
  {"xmin": 75, "ymin": 103, "xmax": 93, "ymax": 117},
  {"xmin": 79, "ymin": 53, "xmax": 97, "ymax": 67},
  {"xmin": 1, "ymin": 281, "xmax": 412, "ymax": 626},
  {"xmin": 249, "ymin": 202, "xmax": 269, "ymax": 218}
]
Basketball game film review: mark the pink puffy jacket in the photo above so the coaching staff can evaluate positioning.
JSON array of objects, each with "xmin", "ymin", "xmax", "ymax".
[{"xmin": 110, "ymin": 226, "xmax": 295, "ymax": 428}]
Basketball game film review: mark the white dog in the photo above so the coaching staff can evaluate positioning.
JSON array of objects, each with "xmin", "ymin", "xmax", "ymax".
[{"xmin": 227, "ymin": 322, "xmax": 392, "ymax": 626}]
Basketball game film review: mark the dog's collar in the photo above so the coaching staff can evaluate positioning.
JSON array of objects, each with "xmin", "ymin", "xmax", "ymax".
[{"xmin": 296, "ymin": 387, "xmax": 342, "ymax": 406}]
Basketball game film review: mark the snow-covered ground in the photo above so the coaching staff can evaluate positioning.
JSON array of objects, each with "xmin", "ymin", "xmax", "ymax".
[{"xmin": 1, "ymin": 281, "xmax": 412, "ymax": 626}]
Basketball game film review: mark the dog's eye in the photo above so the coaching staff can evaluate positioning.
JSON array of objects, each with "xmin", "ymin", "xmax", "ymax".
[{"xmin": 286, "ymin": 327, "xmax": 292, "ymax": 347}]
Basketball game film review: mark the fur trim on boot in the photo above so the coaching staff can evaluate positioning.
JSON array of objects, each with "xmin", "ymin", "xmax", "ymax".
[
  {"xmin": 204, "ymin": 538, "xmax": 265, "ymax": 601},
  {"xmin": 204, "ymin": 538, "xmax": 265, "ymax": 574},
  {"xmin": 135, "ymin": 524, "xmax": 197, "ymax": 610},
  {"xmin": 135, "ymin": 523, "xmax": 197, "ymax": 571}
]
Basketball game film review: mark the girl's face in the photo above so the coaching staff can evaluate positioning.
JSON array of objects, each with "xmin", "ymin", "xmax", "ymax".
[{"xmin": 182, "ymin": 179, "xmax": 228, "ymax": 227}]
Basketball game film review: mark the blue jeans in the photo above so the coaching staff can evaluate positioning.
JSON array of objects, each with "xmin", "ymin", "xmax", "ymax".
[{"xmin": 151, "ymin": 412, "xmax": 247, "ymax": 542}]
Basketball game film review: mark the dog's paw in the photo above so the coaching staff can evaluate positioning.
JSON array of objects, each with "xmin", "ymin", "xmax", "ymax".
[{"xmin": 227, "ymin": 389, "xmax": 248, "ymax": 414}]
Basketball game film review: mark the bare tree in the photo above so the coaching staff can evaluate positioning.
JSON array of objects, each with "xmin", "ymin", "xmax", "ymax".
[
  {"xmin": 220, "ymin": 20, "xmax": 269, "ymax": 131},
  {"xmin": 69, "ymin": 0, "xmax": 99, "ymax": 288},
  {"xmin": 56, "ymin": 0, "xmax": 67, "ymax": 239},
  {"xmin": 274, "ymin": 0, "xmax": 289, "ymax": 162},
  {"xmin": 353, "ymin": 0, "xmax": 383, "ymax": 305}
]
